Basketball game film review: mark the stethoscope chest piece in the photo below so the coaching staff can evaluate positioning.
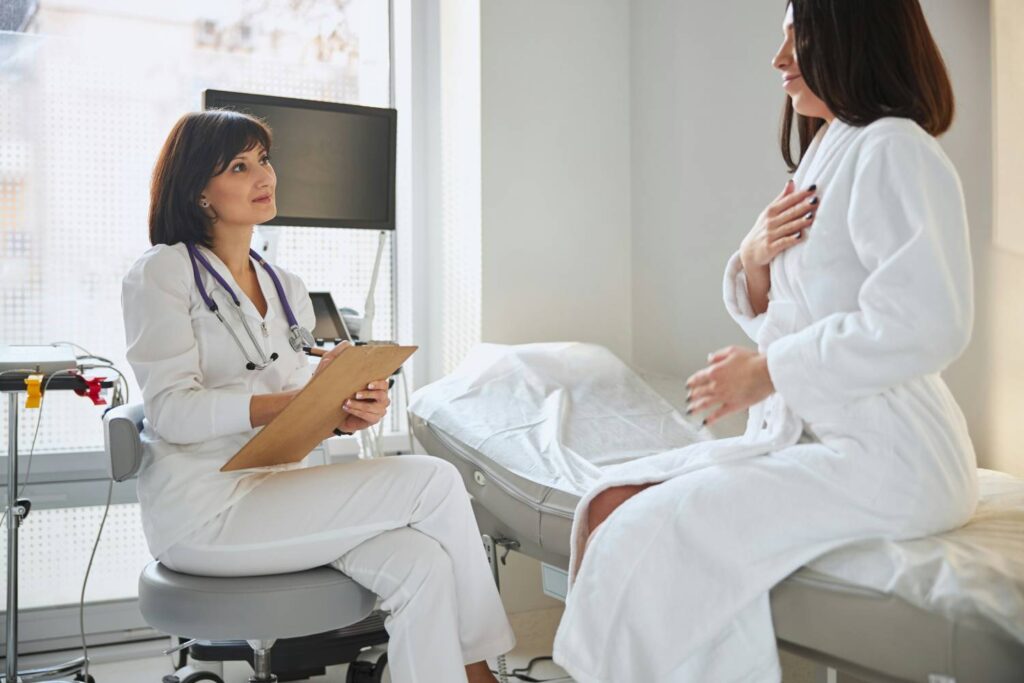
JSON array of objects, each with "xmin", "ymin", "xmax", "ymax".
[{"xmin": 289, "ymin": 325, "xmax": 317, "ymax": 353}]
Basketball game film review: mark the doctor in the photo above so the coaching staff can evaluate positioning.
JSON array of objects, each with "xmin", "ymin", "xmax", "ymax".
[
  {"xmin": 553, "ymin": 1, "xmax": 977, "ymax": 681},
  {"xmin": 122, "ymin": 110, "xmax": 514, "ymax": 683}
]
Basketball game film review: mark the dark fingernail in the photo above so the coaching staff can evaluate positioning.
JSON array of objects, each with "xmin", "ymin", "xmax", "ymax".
[
  {"xmin": 809, "ymin": 196, "xmax": 819, "ymax": 205},
  {"xmin": 804, "ymin": 211, "xmax": 814, "ymax": 219},
  {"xmin": 807, "ymin": 184, "xmax": 817, "ymax": 191},
  {"xmin": 685, "ymin": 408, "xmax": 693, "ymax": 416},
  {"xmin": 701, "ymin": 419, "xmax": 707, "ymax": 427},
  {"xmin": 795, "ymin": 231, "xmax": 802, "ymax": 239}
]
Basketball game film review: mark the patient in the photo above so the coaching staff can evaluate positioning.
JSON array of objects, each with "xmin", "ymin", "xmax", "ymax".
[{"xmin": 553, "ymin": 1, "xmax": 978, "ymax": 681}]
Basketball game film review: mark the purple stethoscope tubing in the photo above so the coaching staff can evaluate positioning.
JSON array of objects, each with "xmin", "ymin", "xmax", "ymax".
[{"xmin": 185, "ymin": 243, "xmax": 313, "ymax": 369}]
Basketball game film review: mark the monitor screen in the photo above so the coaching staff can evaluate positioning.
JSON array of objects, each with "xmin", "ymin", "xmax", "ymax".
[
  {"xmin": 308, "ymin": 291, "xmax": 352, "ymax": 342},
  {"xmin": 203, "ymin": 90, "xmax": 396, "ymax": 230}
]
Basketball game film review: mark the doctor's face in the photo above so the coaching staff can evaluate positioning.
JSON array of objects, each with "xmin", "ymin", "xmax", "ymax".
[
  {"xmin": 200, "ymin": 145, "xmax": 277, "ymax": 230},
  {"xmin": 772, "ymin": 4, "xmax": 833, "ymax": 122}
]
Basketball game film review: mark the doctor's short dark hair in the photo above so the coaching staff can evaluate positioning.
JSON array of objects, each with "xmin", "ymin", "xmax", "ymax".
[
  {"xmin": 781, "ymin": 0, "xmax": 955, "ymax": 172},
  {"xmin": 149, "ymin": 110, "xmax": 272, "ymax": 247}
]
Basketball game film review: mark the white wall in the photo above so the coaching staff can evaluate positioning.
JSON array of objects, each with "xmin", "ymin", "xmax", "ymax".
[
  {"xmin": 480, "ymin": 0, "xmax": 633, "ymax": 361},
  {"xmin": 476, "ymin": 0, "xmax": 632, "ymax": 614},
  {"xmin": 630, "ymin": 0, "xmax": 784, "ymax": 384},
  {"xmin": 979, "ymin": 0, "xmax": 1024, "ymax": 477}
]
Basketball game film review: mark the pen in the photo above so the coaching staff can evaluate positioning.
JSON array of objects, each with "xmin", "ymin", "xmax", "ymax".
[{"xmin": 303, "ymin": 346, "xmax": 327, "ymax": 358}]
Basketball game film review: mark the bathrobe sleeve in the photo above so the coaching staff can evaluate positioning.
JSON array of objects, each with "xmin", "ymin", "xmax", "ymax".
[
  {"xmin": 282, "ymin": 271, "xmax": 316, "ymax": 391},
  {"xmin": 122, "ymin": 246, "xmax": 254, "ymax": 444},
  {"xmin": 722, "ymin": 251, "xmax": 767, "ymax": 342},
  {"xmin": 765, "ymin": 131, "xmax": 973, "ymax": 420}
]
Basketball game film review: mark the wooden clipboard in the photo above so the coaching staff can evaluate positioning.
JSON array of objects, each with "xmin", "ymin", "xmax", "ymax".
[{"xmin": 221, "ymin": 344, "xmax": 417, "ymax": 471}]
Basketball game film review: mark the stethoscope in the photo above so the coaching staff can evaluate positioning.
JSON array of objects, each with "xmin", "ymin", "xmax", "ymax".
[{"xmin": 186, "ymin": 243, "xmax": 316, "ymax": 370}]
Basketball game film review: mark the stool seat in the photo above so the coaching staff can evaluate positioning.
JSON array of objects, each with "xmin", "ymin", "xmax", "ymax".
[{"xmin": 138, "ymin": 561, "xmax": 376, "ymax": 642}]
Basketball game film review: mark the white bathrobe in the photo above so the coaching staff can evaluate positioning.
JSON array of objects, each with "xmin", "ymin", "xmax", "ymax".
[{"xmin": 552, "ymin": 117, "xmax": 979, "ymax": 682}]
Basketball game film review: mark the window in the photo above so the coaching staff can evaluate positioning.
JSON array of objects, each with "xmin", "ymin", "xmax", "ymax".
[
  {"xmin": 0, "ymin": 0, "xmax": 397, "ymax": 618},
  {"xmin": 1, "ymin": 0, "xmax": 395, "ymax": 456}
]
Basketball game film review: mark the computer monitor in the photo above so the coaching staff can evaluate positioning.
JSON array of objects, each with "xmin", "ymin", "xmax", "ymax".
[{"xmin": 203, "ymin": 90, "xmax": 397, "ymax": 231}]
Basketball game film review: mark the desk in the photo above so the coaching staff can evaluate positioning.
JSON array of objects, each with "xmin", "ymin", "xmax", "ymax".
[{"xmin": 2, "ymin": 373, "xmax": 114, "ymax": 683}]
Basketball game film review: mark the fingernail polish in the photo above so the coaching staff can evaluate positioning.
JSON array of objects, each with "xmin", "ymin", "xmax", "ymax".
[
  {"xmin": 796, "ymin": 231, "xmax": 802, "ymax": 239},
  {"xmin": 809, "ymin": 196, "xmax": 819, "ymax": 205},
  {"xmin": 686, "ymin": 408, "xmax": 693, "ymax": 416},
  {"xmin": 807, "ymin": 184, "xmax": 817, "ymax": 191},
  {"xmin": 701, "ymin": 419, "xmax": 708, "ymax": 427},
  {"xmin": 804, "ymin": 211, "xmax": 814, "ymax": 219}
]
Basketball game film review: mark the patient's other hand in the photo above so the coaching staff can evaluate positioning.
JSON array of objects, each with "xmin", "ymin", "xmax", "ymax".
[{"xmin": 684, "ymin": 346, "xmax": 774, "ymax": 426}]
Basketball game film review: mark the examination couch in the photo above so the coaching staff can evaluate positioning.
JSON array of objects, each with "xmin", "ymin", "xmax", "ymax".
[{"xmin": 409, "ymin": 342, "xmax": 1024, "ymax": 683}]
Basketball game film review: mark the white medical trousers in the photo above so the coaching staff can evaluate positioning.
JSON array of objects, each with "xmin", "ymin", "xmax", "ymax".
[{"xmin": 161, "ymin": 455, "xmax": 516, "ymax": 683}]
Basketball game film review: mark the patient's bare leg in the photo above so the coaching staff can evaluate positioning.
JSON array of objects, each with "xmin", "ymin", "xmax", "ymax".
[
  {"xmin": 466, "ymin": 660, "xmax": 498, "ymax": 682},
  {"xmin": 582, "ymin": 484, "xmax": 656, "ymax": 559}
]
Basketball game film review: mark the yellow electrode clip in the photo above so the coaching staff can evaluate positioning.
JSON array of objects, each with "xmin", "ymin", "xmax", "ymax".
[{"xmin": 24, "ymin": 374, "xmax": 43, "ymax": 409}]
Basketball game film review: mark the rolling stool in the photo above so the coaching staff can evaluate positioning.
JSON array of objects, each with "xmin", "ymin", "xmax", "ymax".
[{"xmin": 104, "ymin": 404, "xmax": 389, "ymax": 683}]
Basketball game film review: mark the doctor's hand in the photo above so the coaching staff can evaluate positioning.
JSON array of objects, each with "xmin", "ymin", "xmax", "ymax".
[
  {"xmin": 311, "ymin": 341, "xmax": 352, "ymax": 379},
  {"xmin": 739, "ymin": 179, "xmax": 818, "ymax": 272},
  {"xmin": 685, "ymin": 346, "xmax": 774, "ymax": 426},
  {"xmin": 337, "ymin": 378, "xmax": 392, "ymax": 433}
]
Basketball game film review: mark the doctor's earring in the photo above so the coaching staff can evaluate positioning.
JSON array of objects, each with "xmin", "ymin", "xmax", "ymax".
[{"xmin": 199, "ymin": 199, "xmax": 210, "ymax": 208}]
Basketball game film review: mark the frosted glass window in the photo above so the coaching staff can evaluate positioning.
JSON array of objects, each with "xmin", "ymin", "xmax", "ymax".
[
  {"xmin": 0, "ymin": 1, "xmax": 399, "ymax": 614},
  {"xmin": 0, "ymin": 0, "xmax": 397, "ymax": 455},
  {"xmin": 0, "ymin": 504, "xmax": 152, "ymax": 609},
  {"xmin": 439, "ymin": 0, "xmax": 482, "ymax": 374}
]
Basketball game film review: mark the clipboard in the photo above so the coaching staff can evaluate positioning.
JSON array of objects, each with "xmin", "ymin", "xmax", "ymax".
[{"xmin": 221, "ymin": 344, "xmax": 417, "ymax": 471}]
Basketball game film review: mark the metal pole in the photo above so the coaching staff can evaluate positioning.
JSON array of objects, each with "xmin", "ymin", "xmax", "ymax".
[
  {"xmin": 6, "ymin": 393, "xmax": 20, "ymax": 683},
  {"xmin": 1, "ymin": 382, "xmax": 83, "ymax": 683},
  {"xmin": 481, "ymin": 535, "xmax": 510, "ymax": 683}
]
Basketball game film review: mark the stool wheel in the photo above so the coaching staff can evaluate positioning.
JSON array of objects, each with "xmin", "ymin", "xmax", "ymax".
[
  {"xmin": 74, "ymin": 674, "xmax": 96, "ymax": 683},
  {"xmin": 162, "ymin": 672, "xmax": 225, "ymax": 683},
  {"xmin": 345, "ymin": 652, "xmax": 388, "ymax": 683}
]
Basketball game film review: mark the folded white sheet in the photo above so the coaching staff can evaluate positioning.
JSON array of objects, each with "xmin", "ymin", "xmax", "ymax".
[
  {"xmin": 806, "ymin": 468, "xmax": 1024, "ymax": 641},
  {"xmin": 409, "ymin": 342, "xmax": 706, "ymax": 494}
]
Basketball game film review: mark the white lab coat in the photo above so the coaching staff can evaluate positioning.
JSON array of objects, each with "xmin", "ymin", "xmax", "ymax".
[
  {"xmin": 122, "ymin": 243, "xmax": 515, "ymax": 682},
  {"xmin": 552, "ymin": 118, "xmax": 978, "ymax": 682},
  {"xmin": 122, "ymin": 242, "xmax": 316, "ymax": 559}
]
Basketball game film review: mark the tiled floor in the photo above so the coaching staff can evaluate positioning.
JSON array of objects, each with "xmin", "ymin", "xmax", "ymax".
[
  {"xmin": 16, "ymin": 609, "xmax": 572, "ymax": 683},
  {"xmin": 14, "ymin": 607, "xmax": 827, "ymax": 683},
  {"xmin": 74, "ymin": 641, "xmax": 571, "ymax": 683}
]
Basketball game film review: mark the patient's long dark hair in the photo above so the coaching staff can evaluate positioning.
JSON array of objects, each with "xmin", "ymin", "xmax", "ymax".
[{"xmin": 780, "ymin": 0, "xmax": 955, "ymax": 172}]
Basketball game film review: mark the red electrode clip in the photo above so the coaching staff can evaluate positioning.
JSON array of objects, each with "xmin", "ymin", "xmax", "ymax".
[{"xmin": 75, "ymin": 376, "xmax": 108, "ymax": 406}]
